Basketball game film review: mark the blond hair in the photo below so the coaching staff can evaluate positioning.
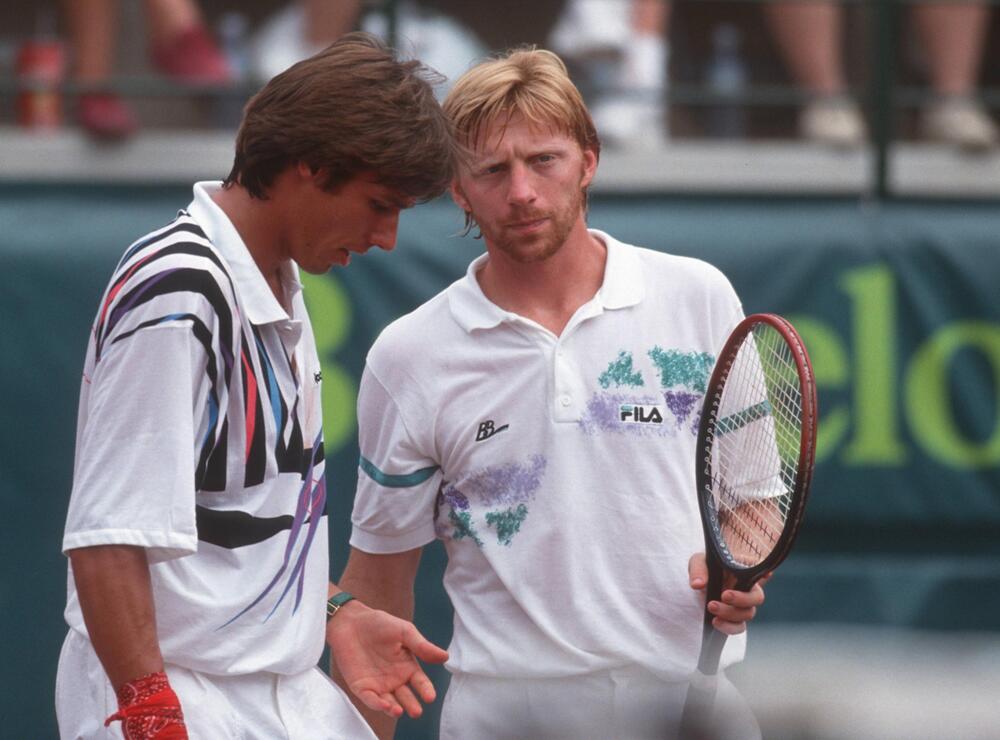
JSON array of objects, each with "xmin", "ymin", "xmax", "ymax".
[{"xmin": 443, "ymin": 48, "xmax": 600, "ymax": 160}]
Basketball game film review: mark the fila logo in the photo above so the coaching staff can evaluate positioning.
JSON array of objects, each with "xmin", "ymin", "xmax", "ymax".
[
  {"xmin": 475, "ymin": 419, "xmax": 510, "ymax": 442},
  {"xmin": 620, "ymin": 404, "xmax": 664, "ymax": 424}
]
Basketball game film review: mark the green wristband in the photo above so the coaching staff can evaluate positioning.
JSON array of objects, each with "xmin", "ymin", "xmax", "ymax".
[{"xmin": 326, "ymin": 591, "xmax": 355, "ymax": 620}]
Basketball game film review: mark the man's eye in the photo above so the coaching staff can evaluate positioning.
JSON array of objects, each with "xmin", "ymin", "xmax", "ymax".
[{"xmin": 371, "ymin": 201, "xmax": 392, "ymax": 213}]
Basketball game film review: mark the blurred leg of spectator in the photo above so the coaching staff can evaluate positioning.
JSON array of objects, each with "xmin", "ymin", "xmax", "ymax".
[
  {"xmin": 764, "ymin": 2, "xmax": 866, "ymax": 147},
  {"xmin": 551, "ymin": 0, "xmax": 670, "ymax": 149},
  {"xmin": 64, "ymin": 0, "xmax": 228, "ymax": 140},
  {"xmin": 618, "ymin": 0, "xmax": 670, "ymax": 146},
  {"xmin": 63, "ymin": 0, "xmax": 138, "ymax": 139},
  {"xmin": 912, "ymin": 2, "xmax": 997, "ymax": 149},
  {"xmin": 146, "ymin": 0, "xmax": 230, "ymax": 83}
]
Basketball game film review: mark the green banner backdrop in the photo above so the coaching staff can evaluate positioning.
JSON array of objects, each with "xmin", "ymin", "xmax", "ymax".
[{"xmin": 2, "ymin": 186, "xmax": 998, "ymax": 737}]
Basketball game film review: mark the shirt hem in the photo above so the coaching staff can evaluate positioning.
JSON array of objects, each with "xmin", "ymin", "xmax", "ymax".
[
  {"xmin": 63, "ymin": 529, "xmax": 198, "ymax": 563},
  {"xmin": 349, "ymin": 525, "xmax": 436, "ymax": 554}
]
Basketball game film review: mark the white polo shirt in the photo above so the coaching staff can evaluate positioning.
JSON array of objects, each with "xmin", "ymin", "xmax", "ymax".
[
  {"xmin": 62, "ymin": 182, "xmax": 329, "ymax": 676},
  {"xmin": 351, "ymin": 230, "xmax": 747, "ymax": 681}
]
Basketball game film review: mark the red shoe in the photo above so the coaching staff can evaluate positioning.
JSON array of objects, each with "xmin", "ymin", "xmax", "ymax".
[
  {"xmin": 152, "ymin": 25, "xmax": 231, "ymax": 84},
  {"xmin": 78, "ymin": 92, "xmax": 139, "ymax": 140}
]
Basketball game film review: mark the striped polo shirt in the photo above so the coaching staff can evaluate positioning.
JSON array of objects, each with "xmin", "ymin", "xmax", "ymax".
[{"xmin": 62, "ymin": 182, "xmax": 329, "ymax": 675}]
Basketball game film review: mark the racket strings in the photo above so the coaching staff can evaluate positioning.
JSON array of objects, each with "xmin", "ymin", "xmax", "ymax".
[
  {"xmin": 709, "ymin": 324, "xmax": 804, "ymax": 568},
  {"xmin": 715, "ymin": 481, "xmax": 783, "ymax": 563}
]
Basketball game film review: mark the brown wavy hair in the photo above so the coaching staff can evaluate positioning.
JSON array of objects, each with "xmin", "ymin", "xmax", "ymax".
[{"xmin": 224, "ymin": 32, "xmax": 456, "ymax": 201}]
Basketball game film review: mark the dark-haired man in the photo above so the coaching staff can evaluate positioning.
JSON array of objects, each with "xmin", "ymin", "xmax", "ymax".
[{"xmin": 56, "ymin": 33, "xmax": 455, "ymax": 739}]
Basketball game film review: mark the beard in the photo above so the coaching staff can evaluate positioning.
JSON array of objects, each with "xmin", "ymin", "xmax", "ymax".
[{"xmin": 482, "ymin": 185, "xmax": 586, "ymax": 264}]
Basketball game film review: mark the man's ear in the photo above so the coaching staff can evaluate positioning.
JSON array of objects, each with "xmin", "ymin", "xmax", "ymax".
[
  {"xmin": 296, "ymin": 161, "xmax": 327, "ymax": 187},
  {"xmin": 450, "ymin": 180, "xmax": 471, "ymax": 213},
  {"xmin": 580, "ymin": 147, "xmax": 598, "ymax": 190},
  {"xmin": 296, "ymin": 161, "xmax": 313, "ymax": 180}
]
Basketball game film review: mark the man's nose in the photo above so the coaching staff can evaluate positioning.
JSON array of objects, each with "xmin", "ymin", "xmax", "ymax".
[
  {"xmin": 371, "ymin": 211, "xmax": 400, "ymax": 252},
  {"xmin": 507, "ymin": 162, "xmax": 536, "ymax": 205}
]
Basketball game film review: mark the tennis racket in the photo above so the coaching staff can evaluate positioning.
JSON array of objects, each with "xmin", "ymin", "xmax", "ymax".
[{"xmin": 679, "ymin": 313, "xmax": 817, "ymax": 738}]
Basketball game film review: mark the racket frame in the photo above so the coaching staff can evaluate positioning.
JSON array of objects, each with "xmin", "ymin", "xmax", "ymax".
[{"xmin": 695, "ymin": 312, "xmax": 817, "ymax": 593}]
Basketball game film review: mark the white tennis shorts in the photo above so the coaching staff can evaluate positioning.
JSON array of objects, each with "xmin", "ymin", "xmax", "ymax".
[
  {"xmin": 55, "ymin": 629, "xmax": 376, "ymax": 739},
  {"xmin": 439, "ymin": 665, "xmax": 761, "ymax": 740}
]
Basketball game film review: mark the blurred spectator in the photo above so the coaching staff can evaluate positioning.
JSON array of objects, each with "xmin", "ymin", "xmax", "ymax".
[
  {"xmin": 63, "ymin": 0, "xmax": 230, "ymax": 140},
  {"xmin": 363, "ymin": 1, "xmax": 486, "ymax": 94},
  {"xmin": 251, "ymin": 0, "xmax": 485, "ymax": 92},
  {"xmin": 551, "ymin": 0, "xmax": 671, "ymax": 149},
  {"xmin": 765, "ymin": 1, "xmax": 998, "ymax": 150},
  {"xmin": 253, "ymin": 0, "xmax": 570, "ymax": 96},
  {"xmin": 250, "ymin": 0, "xmax": 362, "ymax": 83}
]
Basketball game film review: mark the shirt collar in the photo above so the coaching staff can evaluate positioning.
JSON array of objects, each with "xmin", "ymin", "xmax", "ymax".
[
  {"xmin": 447, "ymin": 228, "xmax": 644, "ymax": 333},
  {"xmin": 447, "ymin": 252, "xmax": 508, "ymax": 332},
  {"xmin": 186, "ymin": 181, "xmax": 302, "ymax": 326},
  {"xmin": 592, "ymin": 229, "xmax": 644, "ymax": 310}
]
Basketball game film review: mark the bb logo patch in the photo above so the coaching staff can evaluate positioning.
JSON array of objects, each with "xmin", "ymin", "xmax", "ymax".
[
  {"xmin": 619, "ymin": 404, "xmax": 664, "ymax": 424},
  {"xmin": 475, "ymin": 420, "xmax": 510, "ymax": 442}
]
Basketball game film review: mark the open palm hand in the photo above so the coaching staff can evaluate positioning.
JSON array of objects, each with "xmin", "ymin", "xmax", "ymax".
[{"xmin": 327, "ymin": 603, "xmax": 448, "ymax": 718}]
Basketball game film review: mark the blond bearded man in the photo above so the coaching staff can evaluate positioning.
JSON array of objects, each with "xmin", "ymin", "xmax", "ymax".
[{"xmin": 338, "ymin": 48, "xmax": 766, "ymax": 739}]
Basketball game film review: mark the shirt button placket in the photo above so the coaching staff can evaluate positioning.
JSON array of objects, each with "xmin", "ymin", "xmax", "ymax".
[{"xmin": 553, "ymin": 343, "xmax": 575, "ymax": 421}]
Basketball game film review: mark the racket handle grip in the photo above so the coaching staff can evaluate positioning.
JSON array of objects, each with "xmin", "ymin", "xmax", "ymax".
[{"xmin": 696, "ymin": 623, "xmax": 728, "ymax": 676}]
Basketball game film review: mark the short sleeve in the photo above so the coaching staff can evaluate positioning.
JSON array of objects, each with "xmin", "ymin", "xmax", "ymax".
[
  {"xmin": 350, "ymin": 364, "xmax": 441, "ymax": 554},
  {"xmin": 705, "ymin": 263, "xmax": 745, "ymax": 351},
  {"xmin": 63, "ymin": 323, "xmax": 212, "ymax": 563}
]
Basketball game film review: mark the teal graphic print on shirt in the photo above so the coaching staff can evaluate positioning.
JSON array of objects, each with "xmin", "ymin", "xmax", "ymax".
[
  {"xmin": 648, "ymin": 347, "xmax": 714, "ymax": 393},
  {"xmin": 598, "ymin": 350, "xmax": 644, "ymax": 388},
  {"xmin": 485, "ymin": 504, "xmax": 529, "ymax": 546},
  {"xmin": 449, "ymin": 507, "xmax": 484, "ymax": 547},
  {"xmin": 436, "ymin": 456, "xmax": 546, "ymax": 548}
]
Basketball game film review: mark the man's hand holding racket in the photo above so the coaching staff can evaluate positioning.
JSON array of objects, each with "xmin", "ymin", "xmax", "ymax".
[{"xmin": 688, "ymin": 553, "xmax": 771, "ymax": 636}]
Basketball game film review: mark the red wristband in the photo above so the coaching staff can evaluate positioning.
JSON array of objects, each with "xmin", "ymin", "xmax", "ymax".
[{"xmin": 104, "ymin": 671, "xmax": 188, "ymax": 740}]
